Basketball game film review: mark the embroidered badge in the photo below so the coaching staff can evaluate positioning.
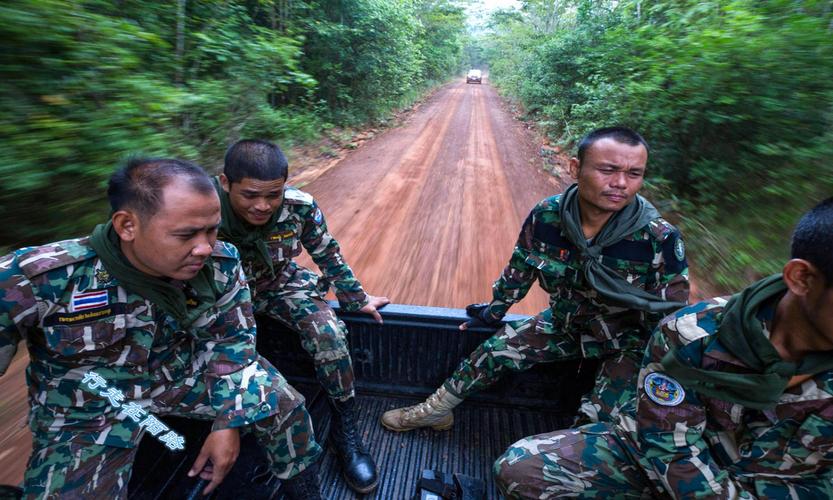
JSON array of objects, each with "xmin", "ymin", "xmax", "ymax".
[
  {"xmin": 95, "ymin": 268, "xmax": 112, "ymax": 285},
  {"xmin": 71, "ymin": 290, "xmax": 109, "ymax": 312},
  {"xmin": 674, "ymin": 238, "xmax": 686, "ymax": 261},
  {"xmin": 44, "ymin": 304, "xmax": 123, "ymax": 326},
  {"xmin": 268, "ymin": 230, "xmax": 294, "ymax": 241},
  {"xmin": 644, "ymin": 372, "xmax": 685, "ymax": 406},
  {"xmin": 313, "ymin": 208, "xmax": 323, "ymax": 224}
]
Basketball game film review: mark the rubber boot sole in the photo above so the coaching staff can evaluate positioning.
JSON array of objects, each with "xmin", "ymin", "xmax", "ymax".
[{"xmin": 344, "ymin": 473, "xmax": 379, "ymax": 495}]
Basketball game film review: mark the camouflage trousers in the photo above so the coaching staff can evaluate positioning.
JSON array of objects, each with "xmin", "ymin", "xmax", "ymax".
[
  {"xmin": 254, "ymin": 263, "xmax": 354, "ymax": 402},
  {"xmin": 493, "ymin": 422, "xmax": 828, "ymax": 499},
  {"xmin": 442, "ymin": 309, "xmax": 642, "ymax": 424},
  {"xmin": 493, "ymin": 422, "xmax": 664, "ymax": 499},
  {"xmin": 23, "ymin": 406, "xmax": 320, "ymax": 499},
  {"xmin": 23, "ymin": 362, "xmax": 322, "ymax": 498}
]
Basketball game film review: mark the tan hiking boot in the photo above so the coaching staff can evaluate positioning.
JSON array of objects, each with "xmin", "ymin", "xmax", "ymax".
[{"xmin": 380, "ymin": 386, "xmax": 462, "ymax": 432}]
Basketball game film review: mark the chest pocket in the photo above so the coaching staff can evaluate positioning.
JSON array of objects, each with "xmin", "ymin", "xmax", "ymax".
[
  {"xmin": 41, "ymin": 306, "xmax": 151, "ymax": 368},
  {"xmin": 600, "ymin": 239, "xmax": 655, "ymax": 289},
  {"xmin": 43, "ymin": 314, "xmax": 124, "ymax": 357},
  {"xmin": 526, "ymin": 241, "xmax": 575, "ymax": 293},
  {"xmin": 782, "ymin": 414, "xmax": 833, "ymax": 473},
  {"xmin": 525, "ymin": 250, "xmax": 575, "ymax": 293},
  {"xmin": 266, "ymin": 226, "xmax": 300, "ymax": 264}
]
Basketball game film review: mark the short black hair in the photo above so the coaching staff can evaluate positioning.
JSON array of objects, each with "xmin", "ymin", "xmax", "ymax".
[
  {"xmin": 107, "ymin": 157, "xmax": 215, "ymax": 219},
  {"xmin": 223, "ymin": 139, "xmax": 288, "ymax": 183},
  {"xmin": 791, "ymin": 197, "xmax": 833, "ymax": 286},
  {"xmin": 576, "ymin": 126, "xmax": 649, "ymax": 164}
]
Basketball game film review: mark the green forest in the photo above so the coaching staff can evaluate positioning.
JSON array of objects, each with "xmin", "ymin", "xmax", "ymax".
[
  {"xmin": 0, "ymin": 0, "xmax": 468, "ymax": 247},
  {"xmin": 2, "ymin": 0, "xmax": 831, "ymax": 292},
  {"xmin": 481, "ymin": 0, "xmax": 833, "ymax": 291}
]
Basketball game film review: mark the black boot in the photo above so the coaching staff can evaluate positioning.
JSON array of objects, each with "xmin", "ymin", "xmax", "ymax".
[
  {"xmin": 329, "ymin": 397, "xmax": 379, "ymax": 493},
  {"xmin": 281, "ymin": 462, "xmax": 323, "ymax": 500}
]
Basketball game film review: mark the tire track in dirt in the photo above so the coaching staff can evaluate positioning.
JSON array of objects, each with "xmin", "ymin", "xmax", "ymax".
[{"xmin": 299, "ymin": 79, "xmax": 562, "ymax": 314}]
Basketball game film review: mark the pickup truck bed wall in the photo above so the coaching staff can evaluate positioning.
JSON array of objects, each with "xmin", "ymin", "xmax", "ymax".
[{"xmin": 127, "ymin": 304, "xmax": 597, "ymax": 499}]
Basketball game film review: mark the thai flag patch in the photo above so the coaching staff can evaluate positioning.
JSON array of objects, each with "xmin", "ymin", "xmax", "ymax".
[{"xmin": 71, "ymin": 290, "xmax": 109, "ymax": 312}]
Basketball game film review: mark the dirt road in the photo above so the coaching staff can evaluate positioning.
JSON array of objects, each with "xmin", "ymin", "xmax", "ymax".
[
  {"xmin": 296, "ymin": 79, "xmax": 561, "ymax": 314},
  {"xmin": 0, "ymin": 78, "xmax": 562, "ymax": 486}
]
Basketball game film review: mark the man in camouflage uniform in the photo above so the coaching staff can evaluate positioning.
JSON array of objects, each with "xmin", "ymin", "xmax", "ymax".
[
  {"xmin": 381, "ymin": 127, "xmax": 689, "ymax": 431},
  {"xmin": 495, "ymin": 197, "xmax": 833, "ymax": 498},
  {"xmin": 215, "ymin": 139, "xmax": 388, "ymax": 493},
  {"xmin": 0, "ymin": 159, "xmax": 324, "ymax": 499}
]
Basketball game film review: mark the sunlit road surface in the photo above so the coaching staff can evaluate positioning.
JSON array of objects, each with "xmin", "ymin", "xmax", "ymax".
[
  {"xmin": 0, "ymin": 77, "xmax": 562, "ymax": 486},
  {"xmin": 298, "ymin": 78, "xmax": 561, "ymax": 314},
  {"xmin": 0, "ymin": 353, "xmax": 29, "ymax": 486}
]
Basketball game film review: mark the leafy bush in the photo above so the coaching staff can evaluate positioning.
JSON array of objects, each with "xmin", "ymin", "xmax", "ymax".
[
  {"xmin": 485, "ymin": 0, "xmax": 833, "ymax": 291},
  {"xmin": 0, "ymin": 0, "xmax": 467, "ymax": 249}
]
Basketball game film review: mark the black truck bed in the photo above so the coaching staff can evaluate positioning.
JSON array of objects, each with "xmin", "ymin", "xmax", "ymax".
[
  {"xmin": 318, "ymin": 392, "xmax": 572, "ymax": 499},
  {"xmin": 127, "ymin": 304, "xmax": 596, "ymax": 499}
]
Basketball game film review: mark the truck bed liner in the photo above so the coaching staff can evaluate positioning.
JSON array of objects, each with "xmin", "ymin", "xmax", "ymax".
[
  {"xmin": 127, "ymin": 304, "xmax": 595, "ymax": 499},
  {"xmin": 318, "ymin": 392, "xmax": 572, "ymax": 499}
]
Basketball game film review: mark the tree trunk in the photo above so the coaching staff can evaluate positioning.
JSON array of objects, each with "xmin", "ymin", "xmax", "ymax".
[{"xmin": 176, "ymin": 0, "xmax": 186, "ymax": 85}]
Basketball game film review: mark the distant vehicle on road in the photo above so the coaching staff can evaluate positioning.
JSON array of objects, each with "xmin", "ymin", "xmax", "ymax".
[{"xmin": 466, "ymin": 69, "xmax": 482, "ymax": 84}]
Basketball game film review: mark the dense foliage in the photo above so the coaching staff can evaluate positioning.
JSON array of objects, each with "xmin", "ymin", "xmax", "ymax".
[
  {"xmin": 0, "ymin": 0, "xmax": 467, "ymax": 248},
  {"xmin": 484, "ymin": 0, "xmax": 833, "ymax": 291}
]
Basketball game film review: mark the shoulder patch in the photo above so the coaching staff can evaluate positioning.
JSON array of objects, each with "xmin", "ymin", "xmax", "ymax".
[
  {"xmin": 644, "ymin": 372, "xmax": 685, "ymax": 406},
  {"xmin": 674, "ymin": 238, "xmax": 686, "ymax": 261},
  {"xmin": 283, "ymin": 187, "xmax": 314, "ymax": 206},
  {"xmin": 17, "ymin": 237, "xmax": 97, "ymax": 279},
  {"xmin": 660, "ymin": 228, "xmax": 688, "ymax": 274},
  {"xmin": 211, "ymin": 241, "xmax": 241, "ymax": 260}
]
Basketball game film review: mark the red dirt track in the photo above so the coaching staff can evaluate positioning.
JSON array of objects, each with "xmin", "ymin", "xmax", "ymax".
[
  {"xmin": 297, "ymin": 79, "xmax": 562, "ymax": 314},
  {"xmin": 0, "ymin": 77, "xmax": 563, "ymax": 486}
]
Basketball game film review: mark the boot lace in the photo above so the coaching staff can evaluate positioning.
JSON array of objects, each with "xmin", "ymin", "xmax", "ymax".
[
  {"xmin": 402, "ymin": 393, "xmax": 446, "ymax": 423},
  {"xmin": 335, "ymin": 403, "xmax": 367, "ymax": 454}
]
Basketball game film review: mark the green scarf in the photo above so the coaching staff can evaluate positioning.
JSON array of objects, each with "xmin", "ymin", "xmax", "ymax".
[
  {"xmin": 559, "ymin": 183, "xmax": 687, "ymax": 314},
  {"xmin": 213, "ymin": 177, "xmax": 278, "ymax": 277},
  {"xmin": 89, "ymin": 222, "xmax": 219, "ymax": 328},
  {"xmin": 661, "ymin": 274, "xmax": 833, "ymax": 409}
]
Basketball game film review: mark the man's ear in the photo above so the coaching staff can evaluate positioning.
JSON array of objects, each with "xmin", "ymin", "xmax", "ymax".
[
  {"xmin": 219, "ymin": 174, "xmax": 231, "ymax": 193},
  {"xmin": 112, "ymin": 210, "xmax": 138, "ymax": 242},
  {"xmin": 568, "ymin": 157, "xmax": 580, "ymax": 180},
  {"xmin": 782, "ymin": 259, "xmax": 821, "ymax": 297}
]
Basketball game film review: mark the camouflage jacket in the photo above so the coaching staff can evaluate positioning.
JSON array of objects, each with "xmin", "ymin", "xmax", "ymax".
[
  {"xmin": 486, "ymin": 194, "xmax": 689, "ymax": 358},
  {"xmin": 241, "ymin": 186, "xmax": 368, "ymax": 312},
  {"xmin": 0, "ymin": 237, "xmax": 303, "ymax": 448},
  {"xmin": 634, "ymin": 297, "xmax": 833, "ymax": 498}
]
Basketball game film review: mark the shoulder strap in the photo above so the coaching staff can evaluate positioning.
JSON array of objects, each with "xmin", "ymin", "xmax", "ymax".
[{"xmin": 17, "ymin": 237, "xmax": 97, "ymax": 279}]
